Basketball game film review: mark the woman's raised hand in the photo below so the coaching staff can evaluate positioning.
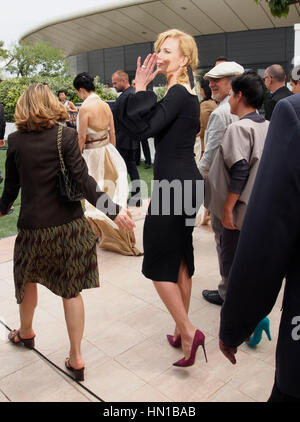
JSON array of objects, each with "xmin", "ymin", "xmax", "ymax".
[
  {"xmin": 135, "ymin": 54, "xmax": 159, "ymax": 92},
  {"xmin": 114, "ymin": 207, "xmax": 136, "ymax": 232}
]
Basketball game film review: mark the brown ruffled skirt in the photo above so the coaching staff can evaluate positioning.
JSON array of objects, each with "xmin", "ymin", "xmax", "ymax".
[{"xmin": 14, "ymin": 216, "xmax": 99, "ymax": 304}]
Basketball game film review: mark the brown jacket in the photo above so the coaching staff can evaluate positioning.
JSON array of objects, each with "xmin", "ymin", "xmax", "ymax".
[
  {"xmin": 0, "ymin": 125, "xmax": 120, "ymax": 228},
  {"xmin": 199, "ymin": 99, "xmax": 218, "ymax": 152}
]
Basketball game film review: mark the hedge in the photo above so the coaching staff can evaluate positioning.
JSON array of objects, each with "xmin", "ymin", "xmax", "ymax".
[{"xmin": 0, "ymin": 75, "xmax": 117, "ymax": 122}]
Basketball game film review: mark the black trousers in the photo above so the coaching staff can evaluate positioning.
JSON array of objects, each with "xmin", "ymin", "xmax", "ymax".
[
  {"xmin": 268, "ymin": 379, "xmax": 300, "ymax": 402},
  {"xmin": 220, "ymin": 227, "xmax": 240, "ymax": 278},
  {"xmin": 118, "ymin": 147, "xmax": 141, "ymax": 198},
  {"xmin": 136, "ymin": 139, "xmax": 151, "ymax": 165}
]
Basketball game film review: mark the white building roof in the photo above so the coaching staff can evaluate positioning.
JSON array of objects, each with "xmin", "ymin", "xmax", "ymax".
[{"xmin": 20, "ymin": 0, "xmax": 300, "ymax": 57}]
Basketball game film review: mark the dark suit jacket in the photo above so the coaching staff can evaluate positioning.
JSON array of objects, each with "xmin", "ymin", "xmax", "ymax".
[
  {"xmin": 111, "ymin": 86, "xmax": 138, "ymax": 150},
  {"xmin": 0, "ymin": 125, "xmax": 120, "ymax": 228},
  {"xmin": 220, "ymin": 94, "xmax": 300, "ymax": 398},
  {"xmin": 264, "ymin": 86, "xmax": 293, "ymax": 120},
  {"xmin": 0, "ymin": 103, "xmax": 5, "ymax": 140}
]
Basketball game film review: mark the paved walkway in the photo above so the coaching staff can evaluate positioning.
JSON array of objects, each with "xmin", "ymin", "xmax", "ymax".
[{"xmin": 0, "ymin": 204, "xmax": 281, "ymax": 402}]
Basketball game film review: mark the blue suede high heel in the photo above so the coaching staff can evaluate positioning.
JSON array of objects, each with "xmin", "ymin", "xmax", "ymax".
[{"xmin": 246, "ymin": 317, "xmax": 271, "ymax": 347}]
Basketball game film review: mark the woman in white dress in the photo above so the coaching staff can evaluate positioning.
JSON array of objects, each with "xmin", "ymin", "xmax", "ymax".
[{"xmin": 73, "ymin": 73, "xmax": 142, "ymax": 256}]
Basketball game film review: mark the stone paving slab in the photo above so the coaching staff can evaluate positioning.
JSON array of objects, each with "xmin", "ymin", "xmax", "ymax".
[{"xmin": 0, "ymin": 216, "xmax": 281, "ymax": 402}]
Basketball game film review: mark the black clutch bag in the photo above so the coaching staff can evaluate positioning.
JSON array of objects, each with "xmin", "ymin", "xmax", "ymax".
[{"xmin": 56, "ymin": 125, "xmax": 83, "ymax": 202}]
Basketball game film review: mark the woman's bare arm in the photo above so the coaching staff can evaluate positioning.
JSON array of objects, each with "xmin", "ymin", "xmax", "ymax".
[
  {"xmin": 78, "ymin": 107, "xmax": 88, "ymax": 152},
  {"xmin": 108, "ymin": 109, "xmax": 116, "ymax": 147},
  {"xmin": 68, "ymin": 101, "xmax": 78, "ymax": 113}
]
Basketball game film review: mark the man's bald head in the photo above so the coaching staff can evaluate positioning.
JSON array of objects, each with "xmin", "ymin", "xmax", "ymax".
[
  {"xmin": 264, "ymin": 64, "xmax": 287, "ymax": 93},
  {"xmin": 112, "ymin": 70, "xmax": 130, "ymax": 92},
  {"xmin": 265, "ymin": 64, "xmax": 286, "ymax": 83},
  {"xmin": 112, "ymin": 70, "xmax": 129, "ymax": 83}
]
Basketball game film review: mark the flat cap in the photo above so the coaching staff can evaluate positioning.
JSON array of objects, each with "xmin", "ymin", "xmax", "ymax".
[{"xmin": 204, "ymin": 61, "xmax": 244, "ymax": 79}]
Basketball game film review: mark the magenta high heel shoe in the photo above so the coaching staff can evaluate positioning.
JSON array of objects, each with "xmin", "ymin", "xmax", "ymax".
[
  {"xmin": 173, "ymin": 329, "xmax": 207, "ymax": 367},
  {"xmin": 167, "ymin": 334, "xmax": 182, "ymax": 348}
]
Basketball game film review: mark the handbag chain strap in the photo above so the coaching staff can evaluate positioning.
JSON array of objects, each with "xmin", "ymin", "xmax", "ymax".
[{"xmin": 56, "ymin": 125, "xmax": 66, "ymax": 173}]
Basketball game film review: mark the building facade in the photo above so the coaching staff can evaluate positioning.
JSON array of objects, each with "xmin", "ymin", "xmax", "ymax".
[
  {"xmin": 69, "ymin": 26, "xmax": 295, "ymax": 84},
  {"xmin": 20, "ymin": 0, "xmax": 300, "ymax": 83}
]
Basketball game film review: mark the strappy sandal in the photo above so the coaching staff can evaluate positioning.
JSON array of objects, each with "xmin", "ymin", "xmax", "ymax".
[
  {"xmin": 65, "ymin": 357, "xmax": 85, "ymax": 381},
  {"xmin": 8, "ymin": 329, "xmax": 35, "ymax": 349}
]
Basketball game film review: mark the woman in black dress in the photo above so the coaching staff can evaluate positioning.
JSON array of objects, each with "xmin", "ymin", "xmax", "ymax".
[{"xmin": 115, "ymin": 29, "xmax": 207, "ymax": 367}]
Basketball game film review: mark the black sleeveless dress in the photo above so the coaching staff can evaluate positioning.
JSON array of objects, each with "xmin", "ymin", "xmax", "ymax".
[{"xmin": 115, "ymin": 84, "xmax": 202, "ymax": 282}]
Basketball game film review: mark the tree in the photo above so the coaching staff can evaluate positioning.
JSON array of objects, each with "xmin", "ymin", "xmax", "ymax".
[
  {"xmin": 0, "ymin": 75, "xmax": 117, "ymax": 122},
  {"xmin": 0, "ymin": 41, "xmax": 8, "ymax": 60},
  {"xmin": 254, "ymin": 0, "xmax": 300, "ymax": 17},
  {"xmin": 3, "ymin": 41, "xmax": 69, "ymax": 77}
]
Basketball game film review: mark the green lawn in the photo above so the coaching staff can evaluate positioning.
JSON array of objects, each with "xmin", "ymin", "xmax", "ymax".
[
  {"xmin": 0, "ymin": 147, "xmax": 21, "ymax": 238},
  {"xmin": 135, "ymin": 162, "xmax": 154, "ymax": 200},
  {"xmin": 0, "ymin": 147, "xmax": 153, "ymax": 239}
]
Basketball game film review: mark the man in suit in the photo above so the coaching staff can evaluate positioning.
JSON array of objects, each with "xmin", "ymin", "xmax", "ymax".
[
  {"xmin": 264, "ymin": 64, "xmax": 292, "ymax": 120},
  {"xmin": 111, "ymin": 70, "xmax": 142, "ymax": 207},
  {"xmin": 219, "ymin": 94, "xmax": 300, "ymax": 402},
  {"xmin": 131, "ymin": 78, "xmax": 152, "ymax": 169}
]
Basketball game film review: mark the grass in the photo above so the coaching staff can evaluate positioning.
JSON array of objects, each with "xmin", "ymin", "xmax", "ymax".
[
  {"xmin": 0, "ymin": 147, "xmax": 153, "ymax": 239},
  {"xmin": 134, "ymin": 162, "xmax": 154, "ymax": 200},
  {"xmin": 0, "ymin": 147, "xmax": 21, "ymax": 239}
]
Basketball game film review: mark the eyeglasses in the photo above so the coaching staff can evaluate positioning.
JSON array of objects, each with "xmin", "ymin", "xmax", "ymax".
[{"xmin": 263, "ymin": 75, "xmax": 272, "ymax": 81}]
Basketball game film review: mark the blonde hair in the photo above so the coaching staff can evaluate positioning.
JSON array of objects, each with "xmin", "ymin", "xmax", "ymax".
[
  {"xmin": 154, "ymin": 29, "xmax": 199, "ymax": 86},
  {"xmin": 15, "ymin": 83, "xmax": 68, "ymax": 132}
]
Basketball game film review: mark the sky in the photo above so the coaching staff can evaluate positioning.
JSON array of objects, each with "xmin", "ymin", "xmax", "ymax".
[{"xmin": 1, "ymin": 0, "xmax": 109, "ymax": 48}]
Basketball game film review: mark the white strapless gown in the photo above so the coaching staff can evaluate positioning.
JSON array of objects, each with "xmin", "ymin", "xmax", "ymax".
[{"xmin": 78, "ymin": 93, "xmax": 142, "ymax": 256}]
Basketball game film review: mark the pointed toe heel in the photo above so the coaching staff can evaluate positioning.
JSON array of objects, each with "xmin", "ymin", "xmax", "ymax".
[
  {"xmin": 246, "ymin": 317, "xmax": 271, "ymax": 347},
  {"xmin": 264, "ymin": 324, "xmax": 272, "ymax": 341},
  {"xmin": 167, "ymin": 334, "xmax": 181, "ymax": 348},
  {"xmin": 173, "ymin": 329, "xmax": 207, "ymax": 367}
]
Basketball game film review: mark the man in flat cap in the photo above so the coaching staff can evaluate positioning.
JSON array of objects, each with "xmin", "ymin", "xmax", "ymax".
[{"xmin": 198, "ymin": 61, "xmax": 244, "ymax": 306}]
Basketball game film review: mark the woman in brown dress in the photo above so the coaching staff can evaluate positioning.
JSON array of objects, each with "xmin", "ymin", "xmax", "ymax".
[{"xmin": 0, "ymin": 84, "xmax": 135, "ymax": 381}]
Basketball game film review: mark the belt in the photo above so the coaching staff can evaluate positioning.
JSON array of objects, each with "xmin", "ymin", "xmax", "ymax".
[{"xmin": 85, "ymin": 135, "xmax": 108, "ymax": 144}]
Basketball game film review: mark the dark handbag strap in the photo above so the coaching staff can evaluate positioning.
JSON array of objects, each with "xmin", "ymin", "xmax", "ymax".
[{"xmin": 56, "ymin": 125, "xmax": 66, "ymax": 173}]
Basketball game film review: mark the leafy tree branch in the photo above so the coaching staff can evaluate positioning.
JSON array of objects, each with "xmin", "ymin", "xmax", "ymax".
[
  {"xmin": 254, "ymin": 0, "xmax": 300, "ymax": 17},
  {"xmin": 0, "ymin": 41, "xmax": 69, "ymax": 77}
]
